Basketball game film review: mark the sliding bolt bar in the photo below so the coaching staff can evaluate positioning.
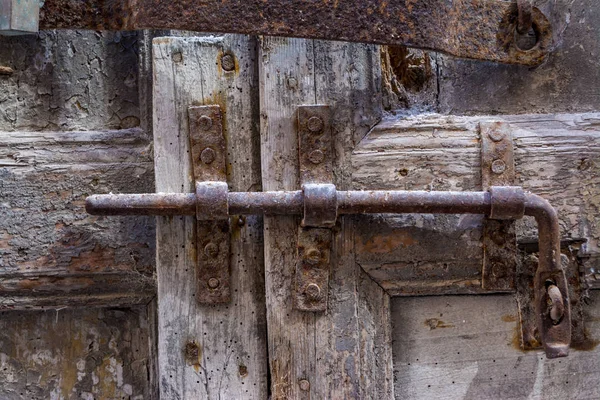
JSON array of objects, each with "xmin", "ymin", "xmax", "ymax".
[{"xmin": 87, "ymin": 185, "xmax": 570, "ymax": 357}]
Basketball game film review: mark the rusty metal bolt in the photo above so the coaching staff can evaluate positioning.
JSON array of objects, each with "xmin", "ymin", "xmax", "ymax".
[
  {"xmin": 307, "ymin": 116, "xmax": 324, "ymax": 133},
  {"xmin": 491, "ymin": 159, "xmax": 506, "ymax": 174},
  {"xmin": 200, "ymin": 148, "xmax": 216, "ymax": 164},
  {"xmin": 204, "ymin": 242, "xmax": 219, "ymax": 257},
  {"xmin": 198, "ymin": 115, "xmax": 213, "ymax": 131},
  {"xmin": 305, "ymin": 283, "xmax": 322, "ymax": 302},
  {"xmin": 308, "ymin": 150, "xmax": 325, "ymax": 165},
  {"xmin": 207, "ymin": 277, "xmax": 221, "ymax": 289},
  {"xmin": 298, "ymin": 379, "xmax": 310, "ymax": 391},
  {"xmin": 172, "ymin": 51, "xmax": 183, "ymax": 63},
  {"xmin": 221, "ymin": 53, "xmax": 235, "ymax": 71},
  {"xmin": 305, "ymin": 248, "xmax": 322, "ymax": 265},
  {"xmin": 487, "ymin": 129, "xmax": 505, "ymax": 142}
]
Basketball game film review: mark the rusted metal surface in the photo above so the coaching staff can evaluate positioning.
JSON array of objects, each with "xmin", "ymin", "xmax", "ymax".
[
  {"xmin": 188, "ymin": 106, "xmax": 231, "ymax": 304},
  {"xmin": 0, "ymin": 0, "xmax": 39, "ymax": 34},
  {"xmin": 86, "ymin": 186, "xmax": 571, "ymax": 357},
  {"xmin": 517, "ymin": 0, "xmax": 533, "ymax": 34},
  {"xmin": 39, "ymin": 0, "xmax": 551, "ymax": 66},
  {"xmin": 481, "ymin": 122, "xmax": 518, "ymax": 292},
  {"xmin": 295, "ymin": 105, "xmax": 334, "ymax": 312}
]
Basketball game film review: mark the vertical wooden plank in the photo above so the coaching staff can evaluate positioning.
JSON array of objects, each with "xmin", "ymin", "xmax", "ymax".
[
  {"xmin": 153, "ymin": 35, "xmax": 267, "ymax": 399},
  {"xmin": 259, "ymin": 37, "xmax": 391, "ymax": 398}
]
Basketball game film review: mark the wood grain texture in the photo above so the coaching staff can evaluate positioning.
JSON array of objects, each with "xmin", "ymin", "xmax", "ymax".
[
  {"xmin": 259, "ymin": 37, "xmax": 392, "ymax": 399},
  {"xmin": 392, "ymin": 292, "xmax": 600, "ymax": 400},
  {"xmin": 0, "ymin": 128, "xmax": 155, "ymax": 308},
  {"xmin": 153, "ymin": 35, "xmax": 267, "ymax": 399},
  {"xmin": 352, "ymin": 113, "xmax": 600, "ymax": 295}
]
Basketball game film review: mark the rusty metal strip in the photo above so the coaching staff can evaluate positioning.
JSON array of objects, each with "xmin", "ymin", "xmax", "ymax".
[
  {"xmin": 39, "ymin": 0, "xmax": 551, "ymax": 66},
  {"xmin": 188, "ymin": 105, "xmax": 230, "ymax": 303},
  {"xmin": 481, "ymin": 121, "xmax": 518, "ymax": 291},
  {"xmin": 295, "ymin": 105, "xmax": 333, "ymax": 312}
]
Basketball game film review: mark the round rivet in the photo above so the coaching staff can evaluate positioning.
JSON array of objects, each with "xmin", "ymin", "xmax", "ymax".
[
  {"xmin": 299, "ymin": 379, "xmax": 310, "ymax": 391},
  {"xmin": 204, "ymin": 243, "xmax": 219, "ymax": 257},
  {"xmin": 200, "ymin": 148, "xmax": 216, "ymax": 164},
  {"xmin": 305, "ymin": 248, "xmax": 322, "ymax": 265},
  {"xmin": 305, "ymin": 283, "xmax": 322, "ymax": 302},
  {"xmin": 207, "ymin": 277, "xmax": 220, "ymax": 289},
  {"xmin": 172, "ymin": 51, "xmax": 183, "ymax": 63},
  {"xmin": 221, "ymin": 53, "xmax": 235, "ymax": 71},
  {"xmin": 307, "ymin": 116, "xmax": 324, "ymax": 133},
  {"xmin": 491, "ymin": 262, "xmax": 507, "ymax": 278},
  {"xmin": 198, "ymin": 115, "xmax": 213, "ymax": 131},
  {"xmin": 488, "ymin": 129, "xmax": 505, "ymax": 142},
  {"xmin": 308, "ymin": 149, "xmax": 325, "ymax": 165},
  {"xmin": 491, "ymin": 159, "xmax": 506, "ymax": 174}
]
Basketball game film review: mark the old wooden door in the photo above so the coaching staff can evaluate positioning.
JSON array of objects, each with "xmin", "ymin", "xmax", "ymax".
[{"xmin": 151, "ymin": 31, "xmax": 600, "ymax": 399}]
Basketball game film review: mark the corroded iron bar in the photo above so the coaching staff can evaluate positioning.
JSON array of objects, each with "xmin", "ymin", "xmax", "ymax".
[{"xmin": 39, "ymin": 0, "xmax": 552, "ymax": 66}]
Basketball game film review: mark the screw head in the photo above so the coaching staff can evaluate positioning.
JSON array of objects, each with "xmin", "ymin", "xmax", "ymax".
[
  {"xmin": 298, "ymin": 379, "xmax": 310, "ymax": 391},
  {"xmin": 307, "ymin": 116, "xmax": 324, "ymax": 133},
  {"xmin": 305, "ymin": 248, "xmax": 322, "ymax": 265},
  {"xmin": 487, "ymin": 129, "xmax": 505, "ymax": 142},
  {"xmin": 207, "ymin": 277, "xmax": 220, "ymax": 289},
  {"xmin": 204, "ymin": 242, "xmax": 219, "ymax": 257},
  {"xmin": 198, "ymin": 115, "xmax": 213, "ymax": 131},
  {"xmin": 200, "ymin": 148, "xmax": 216, "ymax": 164},
  {"xmin": 305, "ymin": 283, "xmax": 322, "ymax": 302},
  {"xmin": 491, "ymin": 159, "xmax": 506, "ymax": 174},
  {"xmin": 308, "ymin": 149, "xmax": 325, "ymax": 165},
  {"xmin": 221, "ymin": 53, "xmax": 235, "ymax": 71}
]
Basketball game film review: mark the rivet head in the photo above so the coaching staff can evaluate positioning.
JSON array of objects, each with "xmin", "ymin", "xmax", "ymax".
[
  {"xmin": 305, "ymin": 248, "xmax": 322, "ymax": 265},
  {"xmin": 298, "ymin": 379, "xmax": 310, "ymax": 391},
  {"xmin": 204, "ymin": 243, "xmax": 219, "ymax": 257},
  {"xmin": 307, "ymin": 116, "xmax": 324, "ymax": 133},
  {"xmin": 491, "ymin": 159, "xmax": 506, "ymax": 174},
  {"xmin": 305, "ymin": 283, "xmax": 322, "ymax": 302},
  {"xmin": 198, "ymin": 115, "xmax": 213, "ymax": 131},
  {"xmin": 487, "ymin": 129, "xmax": 505, "ymax": 142},
  {"xmin": 200, "ymin": 148, "xmax": 216, "ymax": 164},
  {"xmin": 207, "ymin": 277, "xmax": 220, "ymax": 289},
  {"xmin": 308, "ymin": 149, "xmax": 325, "ymax": 165},
  {"xmin": 221, "ymin": 53, "xmax": 235, "ymax": 71}
]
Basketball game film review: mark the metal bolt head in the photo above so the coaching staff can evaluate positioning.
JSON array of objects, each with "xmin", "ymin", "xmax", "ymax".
[
  {"xmin": 308, "ymin": 149, "xmax": 325, "ymax": 165},
  {"xmin": 487, "ymin": 129, "xmax": 505, "ymax": 142},
  {"xmin": 298, "ymin": 379, "xmax": 310, "ymax": 391},
  {"xmin": 204, "ymin": 242, "xmax": 219, "ymax": 257},
  {"xmin": 491, "ymin": 159, "xmax": 506, "ymax": 174},
  {"xmin": 207, "ymin": 277, "xmax": 221, "ymax": 289},
  {"xmin": 172, "ymin": 51, "xmax": 183, "ymax": 63},
  {"xmin": 221, "ymin": 53, "xmax": 235, "ymax": 71},
  {"xmin": 198, "ymin": 115, "xmax": 213, "ymax": 131},
  {"xmin": 307, "ymin": 116, "xmax": 324, "ymax": 133},
  {"xmin": 305, "ymin": 283, "xmax": 322, "ymax": 302},
  {"xmin": 305, "ymin": 248, "xmax": 322, "ymax": 265},
  {"xmin": 200, "ymin": 148, "xmax": 216, "ymax": 164}
]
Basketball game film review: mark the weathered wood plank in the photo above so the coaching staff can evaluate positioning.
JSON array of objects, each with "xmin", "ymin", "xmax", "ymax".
[
  {"xmin": 153, "ymin": 35, "xmax": 267, "ymax": 399},
  {"xmin": 259, "ymin": 37, "xmax": 392, "ymax": 399},
  {"xmin": 0, "ymin": 128, "xmax": 155, "ymax": 308},
  {"xmin": 352, "ymin": 113, "xmax": 600, "ymax": 294},
  {"xmin": 392, "ymin": 292, "xmax": 600, "ymax": 399}
]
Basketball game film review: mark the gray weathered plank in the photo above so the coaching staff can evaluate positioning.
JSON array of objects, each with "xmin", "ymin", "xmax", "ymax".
[
  {"xmin": 352, "ymin": 113, "xmax": 600, "ymax": 294},
  {"xmin": 259, "ymin": 36, "xmax": 392, "ymax": 399},
  {"xmin": 153, "ymin": 35, "xmax": 267, "ymax": 398}
]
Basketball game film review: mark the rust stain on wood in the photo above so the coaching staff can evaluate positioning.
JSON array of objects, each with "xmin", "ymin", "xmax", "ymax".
[
  {"xmin": 357, "ymin": 231, "xmax": 417, "ymax": 254},
  {"xmin": 424, "ymin": 318, "xmax": 455, "ymax": 330}
]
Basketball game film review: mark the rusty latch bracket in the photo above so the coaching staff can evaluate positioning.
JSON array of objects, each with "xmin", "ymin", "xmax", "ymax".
[
  {"xmin": 481, "ymin": 121, "xmax": 518, "ymax": 291},
  {"xmin": 295, "ymin": 105, "xmax": 335, "ymax": 312},
  {"xmin": 188, "ymin": 105, "xmax": 231, "ymax": 304}
]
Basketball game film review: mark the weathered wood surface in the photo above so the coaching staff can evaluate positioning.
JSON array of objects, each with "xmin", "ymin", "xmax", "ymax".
[
  {"xmin": 153, "ymin": 35, "xmax": 268, "ymax": 398},
  {"xmin": 0, "ymin": 127, "xmax": 155, "ymax": 308},
  {"xmin": 0, "ymin": 306, "xmax": 154, "ymax": 399},
  {"xmin": 259, "ymin": 37, "xmax": 393, "ymax": 399},
  {"xmin": 392, "ymin": 292, "xmax": 600, "ymax": 400},
  {"xmin": 352, "ymin": 113, "xmax": 600, "ymax": 295}
]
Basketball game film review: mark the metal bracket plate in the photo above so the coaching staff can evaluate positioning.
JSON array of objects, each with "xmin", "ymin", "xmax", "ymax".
[
  {"xmin": 295, "ymin": 105, "xmax": 333, "ymax": 311},
  {"xmin": 481, "ymin": 121, "xmax": 517, "ymax": 291},
  {"xmin": 188, "ymin": 105, "xmax": 231, "ymax": 303}
]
